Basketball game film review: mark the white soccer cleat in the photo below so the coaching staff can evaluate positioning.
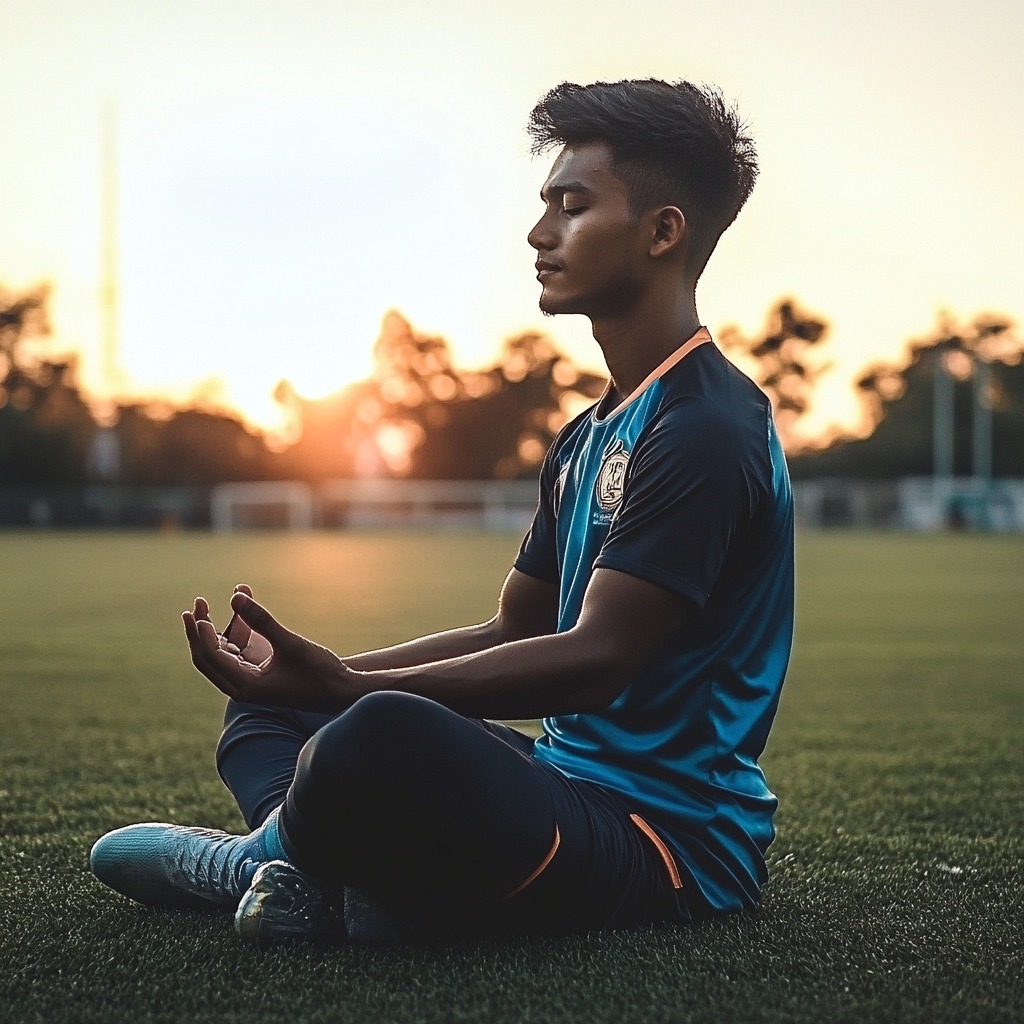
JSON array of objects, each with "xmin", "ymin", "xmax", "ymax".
[{"xmin": 234, "ymin": 861, "xmax": 347, "ymax": 947}]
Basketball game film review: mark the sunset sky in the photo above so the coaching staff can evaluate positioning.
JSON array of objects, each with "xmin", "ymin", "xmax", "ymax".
[{"xmin": 1, "ymin": 0, "xmax": 1021, "ymax": 441}]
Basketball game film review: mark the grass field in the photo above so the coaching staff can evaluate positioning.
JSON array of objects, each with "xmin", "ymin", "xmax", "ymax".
[{"xmin": 1, "ymin": 530, "xmax": 1022, "ymax": 1024}]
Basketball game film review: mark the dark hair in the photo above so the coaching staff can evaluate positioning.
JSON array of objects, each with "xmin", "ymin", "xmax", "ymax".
[{"xmin": 527, "ymin": 79, "xmax": 758, "ymax": 273}]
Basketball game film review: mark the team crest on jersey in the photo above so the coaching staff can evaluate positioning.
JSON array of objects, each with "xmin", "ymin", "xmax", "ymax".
[{"xmin": 595, "ymin": 438, "xmax": 630, "ymax": 515}]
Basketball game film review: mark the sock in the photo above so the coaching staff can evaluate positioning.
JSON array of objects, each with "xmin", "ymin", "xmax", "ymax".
[
  {"xmin": 255, "ymin": 805, "xmax": 291, "ymax": 864},
  {"xmin": 229, "ymin": 806, "xmax": 293, "ymax": 894},
  {"xmin": 272, "ymin": 807, "xmax": 301, "ymax": 864}
]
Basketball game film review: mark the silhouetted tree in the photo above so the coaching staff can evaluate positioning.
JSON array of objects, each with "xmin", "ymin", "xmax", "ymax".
[
  {"xmin": 789, "ymin": 314, "xmax": 1024, "ymax": 479},
  {"xmin": 0, "ymin": 282, "xmax": 279, "ymax": 487},
  {"xmin": 720, "ymin": 299, "xmax": 831, "ymax": 446},
  {"xmin": 112, "ymin": 403, "xmax": 277, "ymax": 485},
  {"xmin": 0, "ymin": 284, "xmax": 97, "ymax": 484},
  {"xmin": 278, "ymin": 312, "xmax": 606, "ymax": 480}
]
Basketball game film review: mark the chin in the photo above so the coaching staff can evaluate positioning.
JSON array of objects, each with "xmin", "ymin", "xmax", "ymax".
[{"xmin": 539, "ymin": 288, "xmax": 585, "ymax": 317}]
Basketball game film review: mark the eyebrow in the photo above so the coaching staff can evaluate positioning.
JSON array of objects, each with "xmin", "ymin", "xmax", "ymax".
[{"xmin": 540, "ymin": 180, "xmax": 592, "ymax": 201}]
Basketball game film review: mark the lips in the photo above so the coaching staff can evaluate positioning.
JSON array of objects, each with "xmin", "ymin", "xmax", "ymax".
[{"xmin": 535, "ymin": 260, "xmax": 561, "ymax": 280}]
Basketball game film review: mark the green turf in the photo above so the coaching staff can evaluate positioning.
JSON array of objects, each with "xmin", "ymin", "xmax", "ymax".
[{"xmin": 1, "ymin": 530, "xmax": 1022, "ymax": 1023}]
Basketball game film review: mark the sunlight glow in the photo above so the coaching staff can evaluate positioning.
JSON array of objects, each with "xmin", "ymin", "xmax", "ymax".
[{"xmin": 1, "ymin": 0, "xmax": 1021, "ymax": 444}]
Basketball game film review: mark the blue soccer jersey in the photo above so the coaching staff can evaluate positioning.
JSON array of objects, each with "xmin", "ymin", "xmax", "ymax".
[{"xmin": 514, "ymin": 330, "xmax": 794, "ymax": 916}]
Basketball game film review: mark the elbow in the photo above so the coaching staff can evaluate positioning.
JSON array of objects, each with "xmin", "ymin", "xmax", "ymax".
[
  {"xmin": 573, "ymin": 676, "xmax": 630, "ymax": 714},
  {"xmin": 494, "ymin": 612, "xmax": 553, "ymax": 644},
  {"xmin": 568, "ymin": 636, "xmax": 635, "ymax": 713}
]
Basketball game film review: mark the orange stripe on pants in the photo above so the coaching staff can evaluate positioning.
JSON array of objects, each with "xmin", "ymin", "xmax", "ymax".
[{"xmin": 629, "ymin": 814, "xmax": 683, "ymax": 889}]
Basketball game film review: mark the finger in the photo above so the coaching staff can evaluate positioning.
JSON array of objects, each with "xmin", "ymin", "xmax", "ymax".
[
  {"xmin": 183, "ymin": 612, "xmax": 245, "ymax": 701},
  {"xmin": 184, "ymin": 612, "xmax": 236, "ymax": 690},
  {"xmin": 193, "ymin": 596, "xmax": 213, "ymax": 624},
  {"xmin": 195, "ymin": 617, "xmax": 267, "ymax": 693},
  {"xmin": 234, "ymin": 583, "xmax": 254, "ymax": 598},
  {"xmin": 225, "ymin": 608, "xmax": 252, "ymax": 649},
  {"xmin": 230, "ymin": 592, "xmax": 297, "ymax": 650},
  {"xmin": 217, "ymin": 634, "xmax": 244, "ymax": 657},
  {"xmin": 241, "ymin": 631, "xmax": 274, "ymax": 667}
]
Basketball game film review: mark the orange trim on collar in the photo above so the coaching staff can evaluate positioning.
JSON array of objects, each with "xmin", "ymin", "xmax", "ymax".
[{"xmin": 596, "ymin": 326, "xmax": 712, "ymax": 422}]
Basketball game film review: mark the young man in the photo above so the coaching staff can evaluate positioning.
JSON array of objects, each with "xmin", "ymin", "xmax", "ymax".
[{"xmin": 91, "ymin": 78, "xmax": 794, "ymax": 945}]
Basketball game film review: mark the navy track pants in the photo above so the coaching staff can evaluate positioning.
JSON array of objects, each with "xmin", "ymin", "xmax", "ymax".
[{"xmin": 216, "ymin": 691, "xmax": 693, "ymax": 935}]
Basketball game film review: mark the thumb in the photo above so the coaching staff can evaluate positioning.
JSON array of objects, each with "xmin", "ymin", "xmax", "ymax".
[{"xmin": 230, "ymin": 592, "xmax": 296, "ymax": 649}]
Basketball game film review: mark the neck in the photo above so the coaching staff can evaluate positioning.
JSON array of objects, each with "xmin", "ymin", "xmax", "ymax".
[{"xmin": 591, "ymin": 281, "xmax": 701, "ymax": 400}]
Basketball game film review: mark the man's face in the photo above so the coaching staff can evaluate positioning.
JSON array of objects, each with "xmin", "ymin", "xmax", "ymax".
[{"xmin": 528, "ymin": 141, "xmax": 649, "ymax": 319}]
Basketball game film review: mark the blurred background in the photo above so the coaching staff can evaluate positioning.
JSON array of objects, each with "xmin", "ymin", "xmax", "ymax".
[
  {"xmin": 1, "ymin": 0, "xmax": 1022, "ymax": 530},
  {"xmin": 4, "ymin": 9, "xmax": 1023, "ymax": 1016}
]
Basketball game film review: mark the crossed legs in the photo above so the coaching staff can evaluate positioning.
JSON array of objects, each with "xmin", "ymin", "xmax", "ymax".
[{"xmin": 216, "ymin": 692, "xmax": 690, "ymax": 936}]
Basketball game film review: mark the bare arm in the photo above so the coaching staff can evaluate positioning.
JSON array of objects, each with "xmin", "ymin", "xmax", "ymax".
[
  {"xmin": 348, "ymin": 569, "xmax": 694, "ymax": 718},
  {"xmin": 184, "ymin": 568, "xmax": 695, "ymax": 720},
  {"xmin": 341, "ymin": 569, "xmax": 559, "ymax": 670},
  {"xmin": 206, "ymin": 569, "xmax": 556, "ymax": 672}
]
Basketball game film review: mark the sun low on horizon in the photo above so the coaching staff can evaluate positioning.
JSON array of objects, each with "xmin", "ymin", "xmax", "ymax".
[{"xmin": 1, "ymin": 0, "xmax": 1022, "ymax": 447}]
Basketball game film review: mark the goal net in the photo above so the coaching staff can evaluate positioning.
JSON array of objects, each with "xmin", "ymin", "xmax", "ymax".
[{"xmin": 210, "ymin": 481, "xmax": 314, "ymax": 531}]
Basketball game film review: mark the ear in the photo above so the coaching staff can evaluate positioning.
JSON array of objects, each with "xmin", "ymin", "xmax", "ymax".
[{"xmin": 648, "ymin": 206, "xmax": 686, "ymax": 259}]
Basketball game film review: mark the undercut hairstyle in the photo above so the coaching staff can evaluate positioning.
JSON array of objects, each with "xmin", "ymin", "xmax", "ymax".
[{"xmin": 527, "ymin": 79, "xmax": 758, "ymax": 275}]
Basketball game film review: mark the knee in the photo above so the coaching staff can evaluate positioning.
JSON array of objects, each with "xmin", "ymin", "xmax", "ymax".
[
  {"xmin": 298, "ymin": 692, "xmax": 439, "ymax": 785},
  {"xmin": 216, "ymin": 699, "xmax": 266, "ymax": 759},
  {"xmin": 345, "ymin": 690, "xmax": 438, "ymax": 734},
  {"xmin": 220, "ymin": 697, "xmax": 279, "ymax": 734},
  {"xmin": 344, "ymin": 692, "xmax": 452, "ymax": 763},
  {"xmin": 215, "ymin": 699, "xmax": 253, "ymax": 771},
  {"xmin": 220, "ymin": 697, "xmax": 252, "ymax": 732},
  {"xmin": 215, "ymin": 699, "xmax": 306, "ymax": 775}
]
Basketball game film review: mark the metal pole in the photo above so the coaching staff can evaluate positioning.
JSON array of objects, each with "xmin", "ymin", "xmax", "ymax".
[
  {"xmin": 933, "ymin": 349, "xmax": 954, "ymax": 479},
  {"xmin": 100, "ymin": 101, "xmax": 120, "ymax": 388},
  {"xmin": 972, "ymin": 358, "xmax": 992, "ymax": 481}
]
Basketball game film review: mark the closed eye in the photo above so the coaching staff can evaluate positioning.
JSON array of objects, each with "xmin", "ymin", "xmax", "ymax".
[{"xmin": 563, "ymin": 205, "xmax": 587, "ymax": 217}]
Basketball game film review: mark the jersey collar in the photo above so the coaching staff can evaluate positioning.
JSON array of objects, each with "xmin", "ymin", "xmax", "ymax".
[{"xmin": 594, "ymin": 327, "xmax": 713, "ymax": 423}]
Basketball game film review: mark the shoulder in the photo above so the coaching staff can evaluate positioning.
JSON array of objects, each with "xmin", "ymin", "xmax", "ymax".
[
  {"xmin": 659, "ymin": 342, "xmax": 770, "ymax": 417},
  {"xmin": 641, "ymin": 346, "xmax": 771, "ymax": 463}
]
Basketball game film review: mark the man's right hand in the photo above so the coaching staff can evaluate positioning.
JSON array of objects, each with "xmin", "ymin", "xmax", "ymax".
[
  {"xmin": 217, "ymin": 584, "xmax": 273, "ymax": 666},
  {"xmin": 184, "ymin": 590, "xmax": 361, "ymax": 713}
]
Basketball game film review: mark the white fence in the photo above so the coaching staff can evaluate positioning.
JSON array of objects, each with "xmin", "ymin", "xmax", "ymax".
[
  {"xmin": 897, "ymin": 478, "xmax": 1024, "ymax": 532},
  {"xmin": 209, "ymin": 477, "xmax": 1024, "ymax": 532},
  {"xmin": 792, "ymin": 477, "xmax": 1024, "ymax": 531},
  {"xmin": 211, "ymin": 481, "xmax": 314, "ymax": 531},
  {"xmin": 211, "ymin": 479, "xmax": 538, "ymax": 532}
]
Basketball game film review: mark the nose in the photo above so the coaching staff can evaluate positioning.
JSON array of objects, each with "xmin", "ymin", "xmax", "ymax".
[{"xmin": 528, "ymin": 213, "xmax": 556, "ymax": 253}]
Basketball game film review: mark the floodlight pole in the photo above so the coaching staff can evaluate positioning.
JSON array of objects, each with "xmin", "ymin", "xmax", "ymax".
[
  {"xmin": 100, "ymin": 101, "xmax": 120, "ymax": 389},
  {"xmin": 932, "ymin": 348, "xmax": 954, "ymax": 479},
  {"xmin": 972, "ymin": 357, "xmax": 992, "ymax": 481}
]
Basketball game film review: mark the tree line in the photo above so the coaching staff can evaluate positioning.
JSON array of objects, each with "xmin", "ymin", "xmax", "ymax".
[{"xmin": 1, "ymin": 283, "xmax": 1022, "ymax": 486}]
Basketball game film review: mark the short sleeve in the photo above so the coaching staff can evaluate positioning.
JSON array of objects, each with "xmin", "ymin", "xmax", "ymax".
[
  {"xmin": 513, "ymin": 442, "xmax": 561, "ymax": 584},
  {"xmin": 594, "ymin": 399, "xmax": 757, "ymax": 607}
]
